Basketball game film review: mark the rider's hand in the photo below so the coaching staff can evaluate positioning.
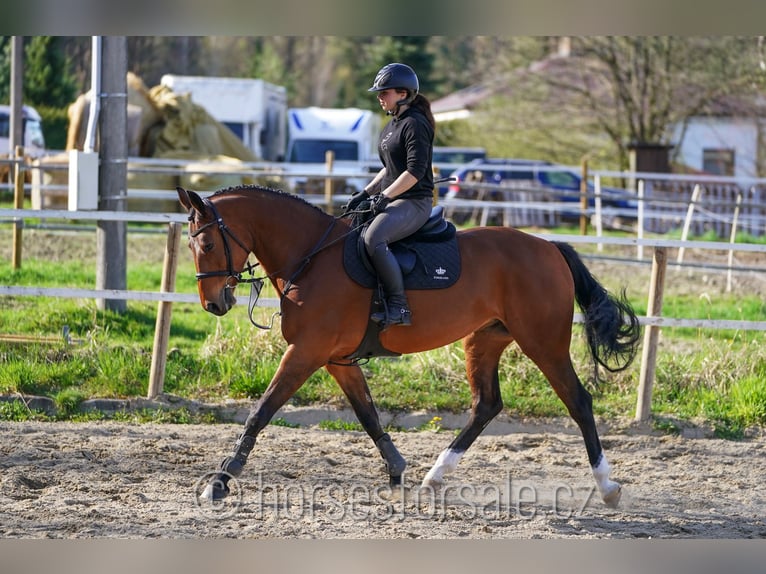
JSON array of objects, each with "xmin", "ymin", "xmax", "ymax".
[
  {"xmin": 370, "ymin": 194, "xmax": 390, "ymax": 216},
  {"xmin": 342, "ymin": 190, "xmax": 368, "ymax": 214}
]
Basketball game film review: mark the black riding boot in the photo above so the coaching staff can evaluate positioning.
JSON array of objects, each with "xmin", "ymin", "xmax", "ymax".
[{"xmin": 369, "ymin": 243, "xmax": 411, "ymax": 328}]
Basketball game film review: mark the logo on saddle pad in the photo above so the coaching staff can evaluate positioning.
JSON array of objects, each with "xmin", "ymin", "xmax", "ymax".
[
  {"xmin": 433, "ymin": 266, "xmax": 449, "ymax": 280},
  {"xmin": 343, "ymin": 230, "xmax": 461, "ymax": 291}
]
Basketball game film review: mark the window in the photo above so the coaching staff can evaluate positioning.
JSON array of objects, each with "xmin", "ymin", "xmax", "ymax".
[
  {"xmin": 703, "ymin": 149, "xmax": 735, "ymax": 176},
  {"xmin": 540, "ymin": 170, "xmax": 580, "ymax": 190},
  {"xmin": 289, "ymin": 140, "xmax": 359, "ymax": 162},
  {"xmin": 0, "ymin": 113, "xmax": 9, "ymax": 138}
]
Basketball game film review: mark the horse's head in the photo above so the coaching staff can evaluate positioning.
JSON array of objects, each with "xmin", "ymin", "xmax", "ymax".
[{"xmin": 177, "ymin": 186, "xmax": 250, "ymax": 316}]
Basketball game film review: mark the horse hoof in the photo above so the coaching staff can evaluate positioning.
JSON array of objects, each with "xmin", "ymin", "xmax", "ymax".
[
  {"xmin": 420, "ymin": 476, "xmax": 443, "ymax": 491},
  {"xmin": 201, "ymin": 482, "xmax": 229, "ymax": 502},
  {"xmin": 603, "ymin": 484, "xmax": 622, "ymax": 509}
]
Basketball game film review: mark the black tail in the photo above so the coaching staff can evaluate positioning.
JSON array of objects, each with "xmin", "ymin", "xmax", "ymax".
[{"xmin": 553, "ymin": 242, "xmax": 641, "ymax": 377}]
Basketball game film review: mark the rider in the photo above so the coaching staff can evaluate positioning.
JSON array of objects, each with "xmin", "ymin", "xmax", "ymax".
[{"xmin": 347, "ymin": 62, "xmax": 436, "ymax": 329}]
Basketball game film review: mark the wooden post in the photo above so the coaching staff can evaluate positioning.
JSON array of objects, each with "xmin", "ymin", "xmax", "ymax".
[
  {"xmin": 594, "ymin": 174, "xmax": 603, "ymax": 252},
  {"xmin": 726, "ymin": 190, "xmax": 743, "ymax": 293},
  {"xmin": 636, "ymin": 179, "xmax": 645, "ymax": 261},
  {"xmin": 676, "ymin": 183, "xmax": 702, "ymax": 269},
  {"xmin": 11, "ymin": 146, "xmax": 24, "ymax": 270},
  {"xmin": 635, "ymin": 246, "xmax": 668, "ymax": 422},
  {"xmin": 148, "ymin": 222, "xmax": 182, "ymax": 399},
  {"xmin": 324, "ymin": 150, "xmax": 335, "ymax": 214},
  {"xmin": 579, "ymin": 156, "xmax": 589, "ymax": 235},
  {"xmin": 432, "ymin": 165, "xmax": 439, "ymax": 206}
]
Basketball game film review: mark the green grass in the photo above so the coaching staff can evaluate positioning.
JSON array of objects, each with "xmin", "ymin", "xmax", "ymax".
[{"xmin": 1, "ymin": 226, "xmax": 764, "ymax": 437}]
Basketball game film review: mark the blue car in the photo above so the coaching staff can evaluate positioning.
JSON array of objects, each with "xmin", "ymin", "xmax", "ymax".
[{"xmin": 444, "ymin": 158, "xmax": 636, "ymax": 210}]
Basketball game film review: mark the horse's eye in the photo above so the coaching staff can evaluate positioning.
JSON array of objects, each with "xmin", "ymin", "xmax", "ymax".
[{"xmin": 203, "ymin": 242, "xmax": 215, "ymax": 253}]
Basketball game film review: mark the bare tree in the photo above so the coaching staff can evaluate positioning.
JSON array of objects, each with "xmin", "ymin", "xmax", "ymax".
[{"xmin": 467, "ymin": 36, "xmax": 766, "ymax": 171}]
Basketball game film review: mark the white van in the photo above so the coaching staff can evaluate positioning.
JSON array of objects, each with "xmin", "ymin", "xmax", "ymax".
[{"xmin": 0, "ymin": 104, "xmax": 46, "ymax": 157}]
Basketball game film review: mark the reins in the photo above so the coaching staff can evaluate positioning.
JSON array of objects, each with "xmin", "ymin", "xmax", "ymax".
[{"xmin": 189, "ymin": 197, "xmax": 369, "ymax": 330}]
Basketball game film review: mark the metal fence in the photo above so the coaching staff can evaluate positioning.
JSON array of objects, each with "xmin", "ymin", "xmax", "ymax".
[{"xmin": 3, "ymin": 154, "xmax": 766, "ymax": 239}]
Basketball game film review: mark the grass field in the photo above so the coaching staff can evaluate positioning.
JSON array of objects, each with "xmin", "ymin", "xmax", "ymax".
[{"xmin": 1, "ymin": 221, "xmax": 764, "ymax": 438}]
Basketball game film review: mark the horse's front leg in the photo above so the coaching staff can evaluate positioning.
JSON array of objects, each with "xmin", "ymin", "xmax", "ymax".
[
  {"xmin": 325, "ymin": 362, "xmax": 406, "ymax": 486},
  {"xmin": 202, "ymin": 345, "xmax": 323, "ymax": 501}
]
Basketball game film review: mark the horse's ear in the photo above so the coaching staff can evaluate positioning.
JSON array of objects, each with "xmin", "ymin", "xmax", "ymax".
[{"xmin": 177, "ymin": 186, "xmax": 206, "ymax": 215}]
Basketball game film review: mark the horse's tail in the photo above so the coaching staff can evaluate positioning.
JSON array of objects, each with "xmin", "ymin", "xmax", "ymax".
[{"xmin": 553, "ymin": 241, "xmax": 641, "ymax": 377}]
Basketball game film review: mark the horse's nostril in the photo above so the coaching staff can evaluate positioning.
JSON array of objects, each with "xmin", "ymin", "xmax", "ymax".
[{"xmin": 205, "ymin": 302, "xmax": 220, "ymax": 314}]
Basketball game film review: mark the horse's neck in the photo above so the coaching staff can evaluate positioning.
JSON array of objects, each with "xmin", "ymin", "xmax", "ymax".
[{"xmin": 232, "ymin": 192, "xmax": 335, "ymax": 276}]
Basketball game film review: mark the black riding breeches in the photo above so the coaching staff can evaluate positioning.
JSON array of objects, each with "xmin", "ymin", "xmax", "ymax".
[{"xmin": 363, "ymin": 196, "xmax": 433, "ymax": 257}]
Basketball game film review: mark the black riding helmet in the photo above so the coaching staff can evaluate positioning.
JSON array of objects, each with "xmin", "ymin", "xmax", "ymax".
[{"xmin": 368, "ymin": 63, "xmax": 419, "ymax": 108}]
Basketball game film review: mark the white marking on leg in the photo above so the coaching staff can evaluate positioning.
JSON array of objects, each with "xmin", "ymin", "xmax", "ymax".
[
  {"xmin": 421, "ymin": 449, "xmax": 463, "ymax": 487},
  {"xmin": 201, "ymin": 484, "xmax": 215, "ymax": 501},
  {"xmin": 592, "ymin": 453, "xmax": 622, "ymax": 508}
]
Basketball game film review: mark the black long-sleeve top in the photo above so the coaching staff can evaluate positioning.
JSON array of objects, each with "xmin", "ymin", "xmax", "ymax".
[{"xmin": 377, "ymin": 107, "xmax": 434, "ymax": 200}]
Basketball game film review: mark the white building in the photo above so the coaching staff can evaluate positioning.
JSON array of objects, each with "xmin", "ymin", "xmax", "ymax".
[{"xmin": 671, "ymin": 114, "xmax": 764, "ymax": 179}]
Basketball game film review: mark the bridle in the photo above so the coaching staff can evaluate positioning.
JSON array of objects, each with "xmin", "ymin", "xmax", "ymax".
[
  {"xmin": 187, "ymin": 196, "xmax": 340, "ymax": 329},
  {"xmin": 189, "ymin": 198, "xmax": 260, "ymax": 285}
]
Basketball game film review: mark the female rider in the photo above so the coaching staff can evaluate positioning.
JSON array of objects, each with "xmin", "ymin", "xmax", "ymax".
[{"xmin": 347, "ymin": 62, "xmax": 436, "ymax": 329}]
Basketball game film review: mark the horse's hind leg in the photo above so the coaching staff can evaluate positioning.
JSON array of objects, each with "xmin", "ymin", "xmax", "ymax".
[
  {"xmin": 523, "ymin": 345, "xmax": 622, "ymax": 508},
  {"xmin": 326, "ymin": 362, "xmax": 406, "ymax": 485},
  {"xmin": 422, "ymin": 324, "xmax": 509, "ymax": 488}
]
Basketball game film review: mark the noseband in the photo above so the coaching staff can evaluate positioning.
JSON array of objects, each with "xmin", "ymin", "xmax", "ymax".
[{"xmin": 189, "ymin": 198, "xmax": 259, "ymax": 284}]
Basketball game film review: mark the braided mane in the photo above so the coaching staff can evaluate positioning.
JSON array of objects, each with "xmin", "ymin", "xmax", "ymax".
[{"xmin": 208, "ymin": 184, "xmax": 329, "ymax": 216}]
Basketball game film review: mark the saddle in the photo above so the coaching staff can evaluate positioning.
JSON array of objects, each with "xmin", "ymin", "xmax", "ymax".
[
  {"xmin": 341, "ymin": 205, "xmax": 462, "ymax": 362},
  {"xmin": 343, "ymin": 205, "xmax": 461, "ymax": 290}
]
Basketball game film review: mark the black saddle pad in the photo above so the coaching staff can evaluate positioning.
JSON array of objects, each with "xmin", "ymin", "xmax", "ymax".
[{"xmin": 343, "ymin": 226, "xmax": 461, "ymax": 290}]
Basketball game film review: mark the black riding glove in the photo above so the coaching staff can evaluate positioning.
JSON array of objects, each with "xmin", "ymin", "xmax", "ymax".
[
  {"xmin": 370, "ymin": 194, "xmax": 390, "ymax": 216},
  {"xmin": 342, "ymin": 190, "xmax": 368, "ymax": 214}
]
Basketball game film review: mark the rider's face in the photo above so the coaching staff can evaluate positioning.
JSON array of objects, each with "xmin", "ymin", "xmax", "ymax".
[{"xmin": 376, "ymin": 89, "xmax": 406, "ymax": 113}]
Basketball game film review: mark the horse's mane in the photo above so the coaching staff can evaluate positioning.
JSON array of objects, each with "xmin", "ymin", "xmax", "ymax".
[{"xmin": 209, "ymin": 184, "xmax": 330, "ymax": 217}]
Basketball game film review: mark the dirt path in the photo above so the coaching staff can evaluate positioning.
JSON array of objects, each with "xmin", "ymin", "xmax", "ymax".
[{"xmin": 2, "ymin": 418, "xmax": 764, "ymax": 539}]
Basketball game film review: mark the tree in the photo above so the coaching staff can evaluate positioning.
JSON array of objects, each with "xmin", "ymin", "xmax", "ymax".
[
  {"xmin": 460, "ymin": 37, "xmax": 766, "ymax": 172},
  {"xmin": 24, "ymin": 36, "xmax": 78, "ymax": 108},
  {"xmin": 0, "ymin": 36, "xmax": 78, "ymax": 107}
]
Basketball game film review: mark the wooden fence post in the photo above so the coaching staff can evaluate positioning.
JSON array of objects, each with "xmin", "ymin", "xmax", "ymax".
[
  {"xmin": 636, "ymin": 179, "xmax": 645, "ymax": 261},
  {"xmin": 635, "ymin": 246, "xmax": 668, "ymax": 422},
  {"xmin": 676, "ymin": 183, "xmax": 702, "ymax": 269},
  {"xmin": 147, "ymin": 222, "xmax": 182, "ymax": 399},
  {"xmin": 579, "ymin": 156, "xmax": 589, "ymax": 235},
  {"xmin": 324, "ymin": 150, "xmax": 335, "ymax": 214},
  {"xmin": 726, "ymin": 190, "xmax": 743, "ymax": 293},
  {"xmin": 12, "ymin": 146, "xmax": 24, "ymax": 269}
]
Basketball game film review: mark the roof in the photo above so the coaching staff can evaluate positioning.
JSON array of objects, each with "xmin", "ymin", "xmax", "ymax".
[{"xmin": 431, "ymin": 53, "xmax": 766, "ymax": 123}]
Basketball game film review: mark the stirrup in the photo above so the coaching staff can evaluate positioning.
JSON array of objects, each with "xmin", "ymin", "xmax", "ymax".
[{"xmin": 371, "ymin": 305, "xmax": 412, "ymax": 327}]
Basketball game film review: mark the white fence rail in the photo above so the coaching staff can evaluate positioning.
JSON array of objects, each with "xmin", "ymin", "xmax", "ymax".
[
  {"xmin": 3, "ymin": 155, "xmax": 766, "ymax": 239},
  {"xmin": 3, "ymin": 154, "xmax": 766, "ymax": 419}
]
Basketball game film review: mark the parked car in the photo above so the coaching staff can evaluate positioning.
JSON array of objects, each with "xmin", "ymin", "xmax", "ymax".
[
  {"xmin": 443, "ymin": 158, "xmax": 637, "ymax": 226},
  {"xmin": 446, "ymin": 158, "xmax": 636, "ymax": 206},
  {"xmin": 432, "ymin": 146, "xmax": 487, "ymax": 196},
  {"xmin": 0, "ymin": 104, "xmax": 46, "ymax": 157}
]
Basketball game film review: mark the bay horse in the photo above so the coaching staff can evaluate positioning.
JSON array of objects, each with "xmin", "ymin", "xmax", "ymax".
[{"xmin": 177, "ymin": 185, "xmax": 640, "ymax": 509}]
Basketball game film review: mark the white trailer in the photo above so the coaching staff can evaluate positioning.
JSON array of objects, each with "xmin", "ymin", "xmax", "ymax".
[
  {"xmin": 160, "ymin": 74, "xmax": 288, "ymax": 162},
  {"xmin": 284, "ymin": 107, "xmax": 381, "ymax": 193}
]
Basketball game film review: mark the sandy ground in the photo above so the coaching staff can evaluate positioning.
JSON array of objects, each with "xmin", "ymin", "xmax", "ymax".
[
  {"xmin": 2, "ymin": 231, "xmax": 764, "ymax": 539},
  {"xmin": 2, "ymin": 417, "xmax": 764, "ymax": 539}
]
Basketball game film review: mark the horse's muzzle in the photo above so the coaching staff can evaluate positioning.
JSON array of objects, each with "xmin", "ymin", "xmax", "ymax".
[
  {"xmin": 205, "ymin": 288, "xmax": 237, "ymax": 316},
  {"xmin": 205, "ymin": 301, "xmax": 228, "ymax": 316}
]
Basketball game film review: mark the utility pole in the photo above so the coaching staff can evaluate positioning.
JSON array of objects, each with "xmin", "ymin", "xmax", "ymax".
[{"xmin": 95, "ymin": 36, "xmax": 128, "ymax": 313}]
